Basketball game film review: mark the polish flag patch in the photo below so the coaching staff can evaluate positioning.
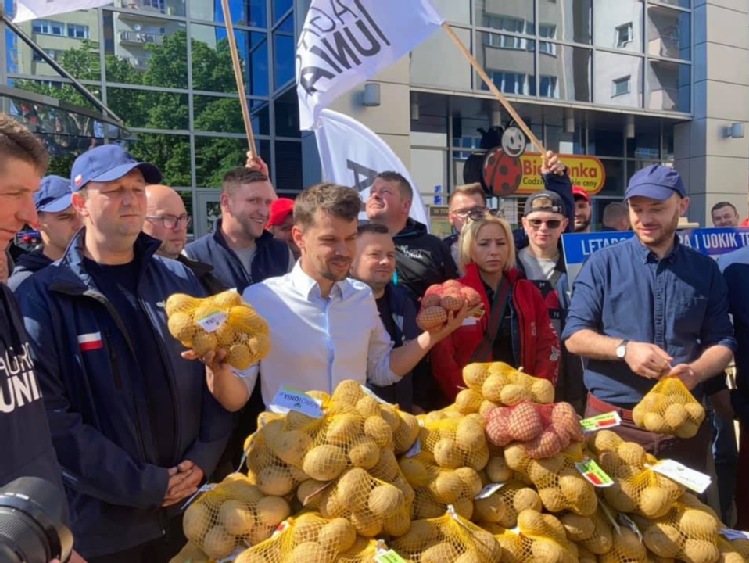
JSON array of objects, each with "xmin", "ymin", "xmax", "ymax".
[{"xmin": 77, "ymin": 332, "xmax": 103, "ymax": 352}]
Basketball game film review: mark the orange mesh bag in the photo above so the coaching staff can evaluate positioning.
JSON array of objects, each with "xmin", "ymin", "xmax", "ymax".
[
  {"xmin": 473, "ymin": 479, "xmax": 542, "ymax": 528},
  {"xmin": 315, "ymin": 467, "xmax": 414, "ymax": 538},
  {"xmin": 634, "ymin": 496, "xmax": 722, "ymax": 563},
  {"xmin": 462, "ymin": 361, "xmax": 555, "ymax": 406},
  {"xmin": 234, "ymin": 512, "xmax": 362, "ymax": 563},
  {"xmin": 591, "ymin": 439, "xmax": 685, "ymax": 518},
  {"xmin": 485, "ymin": 401, "xmax": 584, "ymax": 459},
  {"xmin": 521, "ymin": 449, "xmax": 598, "ymax": 516},
  {"xmin": 391, "ymin": 508, "xmax": 502, "ymax": 563},
  {"xmin": 416, "ymin": 414, "xmax": 490, "ymax": 471},
  {"xmin": 181, "ymin": 473, "xmax": 291, "ymax": 560},
  {"xmin": 399, "ymin": 452, "xmax": 481, "ymax": 521},
  {"xmin": 166, "ymin": 290, "xmax": 270, "ymax": 369},
  {"xmin": 632, "ymin": 376, "xmax": 706, "ymax": 438},
  {"xmin": 417, "ymin": 281, "xmax": 482, "ymax": 333}
]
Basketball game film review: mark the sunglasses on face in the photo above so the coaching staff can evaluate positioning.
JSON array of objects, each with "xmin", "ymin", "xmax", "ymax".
[{"xmin": 528, "ymin": 218, "xmax": 563, "ymax": 229}]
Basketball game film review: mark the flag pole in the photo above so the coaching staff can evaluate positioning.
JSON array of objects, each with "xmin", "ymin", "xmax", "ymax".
[
  {"xmin": 441, "ymin": 22, "xmax": 546, "ymax": 154},
  {"xmin": 220, "ymin": 0, "xmax": 257, "ymax": 158}
]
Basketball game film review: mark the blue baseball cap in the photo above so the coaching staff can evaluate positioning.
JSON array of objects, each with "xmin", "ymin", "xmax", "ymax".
[
  {"xmin": 35, "ymin": 175, "xmax": 72, "ymax": 213},
  {"xmin": 625, "ymin": 165, "xmax": 686, "ymax": 201},
  {"xmin": 70, "ymin": 145, "xmax": 162, "ymax": 192}
]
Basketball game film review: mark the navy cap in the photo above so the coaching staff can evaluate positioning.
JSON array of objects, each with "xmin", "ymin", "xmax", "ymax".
[
  {"xmin": 525, "ymin": 190, "xmax": 566, "ymax": 216},
  {"xmin": 70, "ymin": 145, "xmax": 162, "ymax": 192},
  {"xmin": 625, "ymin": 165, "xmax": 686, "ymax": 201},
  {"xmin": 35, "ymin": 175, "xmax": 72, "ymax": 213}
]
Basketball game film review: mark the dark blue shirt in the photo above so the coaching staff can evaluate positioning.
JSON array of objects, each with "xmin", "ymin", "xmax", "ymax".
[{"xmin": 562, "ymin": 236, "xmax": 736, "ymax": 406}]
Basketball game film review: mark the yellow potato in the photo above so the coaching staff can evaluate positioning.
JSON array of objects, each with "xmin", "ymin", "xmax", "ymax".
[
  {"xmin": 254, "ymin": 496, "xmax": 290, "ymax": 527},
  {"xmin": 302, "ymin": 445, "xmax": 348, "ymax": 481},
  {"xmin": 202, "ymin": 525, "xmax": 236, "ymax": 560},
  {"xmin": 219, "ymin": 500, "xmax": 255, "ymax": 536}
]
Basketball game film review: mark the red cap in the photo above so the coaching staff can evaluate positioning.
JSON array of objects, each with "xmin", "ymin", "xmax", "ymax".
[
  {"xmin": 267, "ymin": 198, "xmax": 295, "ymax": 227},
  {"xmin": 572, "ymin": 186, "xmax": 590, "ymax": 202}
]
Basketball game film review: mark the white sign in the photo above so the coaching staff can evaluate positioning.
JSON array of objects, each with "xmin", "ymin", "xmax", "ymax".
[
  {"xmin": 296, "ymin": 0, "xmax": 444, "ymax": 130},
  {"xmin": 14, "ymin": 0, "xmax": 114, "ymax": 23},
  {"xmin": 315, "ymin": 109, "xmax": 430, "ymax": 229}
]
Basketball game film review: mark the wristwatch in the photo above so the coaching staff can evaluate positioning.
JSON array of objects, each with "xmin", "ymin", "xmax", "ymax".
[{"xmin": 616, "ymin": 339, "xmax": 630, "ymax": 360}]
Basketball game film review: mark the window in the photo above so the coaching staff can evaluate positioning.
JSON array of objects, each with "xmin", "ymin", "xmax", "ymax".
[
  {"xmin": 539, "ymin": 24, "xmax": 557, "ymax": 55},
  {"xmin": 67, "ymin": 24, "xmax": 89, "ymax": 39},
  {"xmin": 486, "ymin": 33, "xmax": 524, "ymax": 49},
  {"xmin": 32, "ymin": 20, "xmax": 64, "ymax": 36},
  {"xmin": 487, "ymin": 71, "xmax": 527, "ymax": 95},
  {"xmin": 616, "ymin": 23, "xmax": 633, "ymax": 48},
  {"xmin": 483, "ymin": 16, "xmax": 526, "ymax": 34},
  {"xmin": 32, "ymin": 49, "xmax": 63, "ymax": 62},
  {"xmin": 540, "ymin": 75, "xmax": 559, "ymax": 98},
  {"xmin": 612, "ymin": 76, "xmax": 631, "ymax": 97}
]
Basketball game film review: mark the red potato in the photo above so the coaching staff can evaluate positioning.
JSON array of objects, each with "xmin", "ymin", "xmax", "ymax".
[
  {"xmin": 460, "ymin": 287, "xmax": 482, "ymax": 307},
  {"xmin": 441, "ymin": 294, "xmax": 464, "ymax": 312},
  {"xmin": 424, "ymin": 284, "xmax": 445, "ymax": 297},
  {"xmin": 509, "ymin": 402, "xmax": 544, "ymax": 442},
  {"xmin": 485, "ymin": 407, "xmax": 514, "ymax": 447},
  {"xmin": 525, "ymin": 430, "xmax": 564, "ymax": 459},
  {"xmin": 550, "ymin": 402, "xmax": 584, "ymax": 443},
  {"xmin": 416, "ymin": 306, "xmax": 447, "ymax": 332},
  {"xmin": 421, "ymin": 294, "xmax": 442, "ymax": 308}
]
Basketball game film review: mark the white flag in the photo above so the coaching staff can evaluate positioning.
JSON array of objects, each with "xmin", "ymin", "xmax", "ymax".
[
  {"xmin": 13, "ymin": 0, "xmax": 114, "ymax": 23},
  {"xmin": 315, "ymin": 109, "xmax": 429, "ymax": 230},
  {"xmin": 297, "ymin": 0, "xmax": 443, "ymax": 130}
]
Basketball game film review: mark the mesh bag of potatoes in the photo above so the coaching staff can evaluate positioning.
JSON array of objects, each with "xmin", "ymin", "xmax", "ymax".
[
  {"xmin": 598, "ymin": 525, "xmax": 650, "ymax": 563},
  {"xmin": 461, "ymin": 361, "xmax": 556, "ymax": 417},
  {"xmin": 416, "ymin": 281, "xmax": 482, "ymax": 332},
  {"xmin": 484, "ymin": 401, "xmax": 584, "ymax": 459},
  {"xmin": 717, "ymin": 534, "xmax": 749, "ymax": 563},
  {"xmin": 415, "ymin": 414, "xmax": 490, "ymax": 471},
  {"xmin": 631, "ymin": 495, "xmax": 723, "ymax": 563},
  {"xmin": 399, "ymin": 452, "xmax": 482, "ymax": 521},
  {"xmin": 632, "ymin": 376, "xmax": 706, "ymax": 438},
  {"xmin": 315, "ymin": 467, "xmax": 414, "ymax": 538},
  {"xmin": 588, "ymin": 430, "xmax": 685, "ymax": 518},
  {"xmin": 560, "ymin": 507, "xmax": 615, "ymax": 556},
  {"xmin": 181, "ymin": 473, "xmax": 291, "ymax": 560},
  {"xmin": 234, "ymin": 511, "xmax": 373, "ymax": 563},
  {"xmin": 390, "ymin": 508, "xmax": 502, "ymax": 563},
  {"xmin": 473, "ymin": 480, "xmax": 543, "ymax": 529},
  {"xmin": 488, "ymin": 509, "xmax": 577, "ymax": 563},
  {"xmin": 166, "ymin": 290, "xmax": 270, "ymax": 369}
]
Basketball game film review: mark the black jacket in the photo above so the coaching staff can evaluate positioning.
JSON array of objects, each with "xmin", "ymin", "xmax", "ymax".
[
  {"xmin": 0, "ymin": 283, "xmax": 66, "ymax": 516},
  {"xmin": 394, "ymin": 218, "xmax": 458, "ymax": 299},
  {"xmin": 7, "ymin": 249, "xmax": 52, "ymax": 291},
  {"xmin": 176, "ymin": 254, "xmax": 226, "ymax": 295},
  {"xmin": 184, "ymin": 219, "xmax": 290, "ymax": 292}
]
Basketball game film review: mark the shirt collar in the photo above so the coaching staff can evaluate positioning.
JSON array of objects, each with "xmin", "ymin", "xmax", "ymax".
[
  {"xmin": 290, "ymin": 261, "xmax": 350, "ymax": 300},
  {"xmin": 632, "ymin": 234, "xmax": 681, "ymax": 263}
]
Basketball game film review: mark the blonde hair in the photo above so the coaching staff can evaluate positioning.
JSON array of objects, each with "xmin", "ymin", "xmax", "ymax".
[{"xmin": 458, "ymin": 215, "xmax": 516, "ymax": 273}]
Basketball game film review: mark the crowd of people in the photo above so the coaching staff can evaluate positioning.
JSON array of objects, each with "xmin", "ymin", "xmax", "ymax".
[{"xmin": 1, "ymin": 112, "xmax": 749, "ymax": 562}]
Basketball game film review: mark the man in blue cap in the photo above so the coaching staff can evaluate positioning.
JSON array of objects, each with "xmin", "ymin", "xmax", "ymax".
[
  {"xmin": 562, "ymin": 165, "xmax": 735, "ymax": 473},
  {"xmin": 7, "ymin": 174, "xmax": 82, "ymax": 290},
  {"xmin": 15, "ymin": 144, "xmax": 233, "ymax": 562}
]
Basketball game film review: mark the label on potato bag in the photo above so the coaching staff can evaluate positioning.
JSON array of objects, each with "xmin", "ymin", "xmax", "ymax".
[
  {"xmin": 580, "ymin": 411, "xmax": 622, "ymax": 433},
  {"xmin": 617, "ymin": 513, "xmax": 642, "ymax": 541},
  {"xmin": 720, "ymin": 528, "xmax": 749, "ymax": 541},
  {"xmin": 375, "ymin": 541, "xmax": 407, "ymax": 563},
  {"xmin": 475, "ymin": 482, "xmax": 506, "ymax": 500},
  {"xmin": 650, "ymin": 459, "xmax": 711, "ymax": 494},
  {"xmin": 196, "ymin": 310, "xmax": 227, "ymax": 333},
  {"xmin": 269, "ymin": 387, "xmax": 324, "ymax": 418},
  {"xmin": 405, "ymin": 438, "xmax": 422, "ymax": 458},
  {"xmin": 575, "ymin": 458, "xmax": 614, "ymax": 487}
]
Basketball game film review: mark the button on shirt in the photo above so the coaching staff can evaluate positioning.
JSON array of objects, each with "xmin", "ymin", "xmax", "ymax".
[
  {"xmin": 562, "ymin": 237, "xmax": 736, "ymax": 406},
  {"xmin": 240, "ymin": 263, "xmax": 398, "ymax": 405}
]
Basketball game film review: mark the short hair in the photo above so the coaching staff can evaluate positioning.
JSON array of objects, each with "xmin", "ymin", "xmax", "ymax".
[
  {"xmin": 711, "ymin": 201, "xmax": 738, "ymax": 215},
  {"xmin": 376, "ymin": 171, "xmax": 412, "ymax": 201},
  {"xmin": 449, "ymin": 183, "xmax": 486, "ymax": 206},
  {"xmin": 357, "ymin": 223, "xmax": 390, "ymax": 236},
  {"xmin": 0, "ymin": 114, "xmax": 48, "ymax": 173},
  {"xmin": 294, "ymin": 183, "xmax": 362, "ymax": 229},
  {"xmin": 602, "ymin": 202, "xmax": 628, "ymax": 223},
  {"xmin": 458, "ymin": 215, "xmax": 516, "ymax": 273},
  {"xmin": 221, "ymin": 167, "xmax": 268, "ymax": 195}
]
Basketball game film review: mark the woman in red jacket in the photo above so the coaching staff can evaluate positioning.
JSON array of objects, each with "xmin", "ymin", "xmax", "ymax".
[{"xmin": 431, "ymin": 215, "xmax": 559, "ymax": 402}]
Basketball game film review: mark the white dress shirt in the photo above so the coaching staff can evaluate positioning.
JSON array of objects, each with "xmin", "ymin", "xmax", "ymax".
[{"xmin": 240, "ymin": 263, "xmax": 398, "ymax": 405}]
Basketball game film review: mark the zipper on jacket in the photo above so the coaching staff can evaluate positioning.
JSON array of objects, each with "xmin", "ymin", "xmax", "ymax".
[{"xmin": 104, "ymin": 330, "xmax": 123, "ymax": 390}]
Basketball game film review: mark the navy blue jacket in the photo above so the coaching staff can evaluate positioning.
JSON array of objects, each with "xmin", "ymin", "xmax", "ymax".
[
  {"xmin": 0, "ymin": 283, "xmax": 66, "ymax": 514},
  {"xmin": 16, "ymin": 231, "xmax": 232, "ymax": 558},
  {"xmin": 7, "ymin": 249, "xmax": 52, "ymax": 291},
  {"xmin": 184, "ymin": 219, "xmax": 290, "ymax": 292},
  {"xmin": 369, "ymin": 283, "xmax": 420, "ymax": 412}
]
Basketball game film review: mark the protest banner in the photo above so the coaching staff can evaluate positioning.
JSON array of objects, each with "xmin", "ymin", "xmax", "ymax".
[{"xmin": 562, "ymin": 227, "xmax": 749, "ymax": 285}]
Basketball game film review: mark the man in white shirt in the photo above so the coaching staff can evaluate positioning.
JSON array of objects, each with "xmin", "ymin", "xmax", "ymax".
[{"xmin": 233, "ymin": 183, "xmax": 470, "ymax": 406}]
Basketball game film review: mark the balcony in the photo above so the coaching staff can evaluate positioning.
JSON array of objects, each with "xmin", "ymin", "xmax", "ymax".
[
  {"xmin": 649, "ymin": 87, "xmax": 678, "ymax": 111},
  {"xmin": 115, "ymin": 0, "xmax": 183, "ymax": 18},
  {"xmin": 119, "ymin": 30, "xmax": 164, "ymax": 45},
  {"xmin": 648, "ymin": 35, "xmax": 681, "ymax": 59}
]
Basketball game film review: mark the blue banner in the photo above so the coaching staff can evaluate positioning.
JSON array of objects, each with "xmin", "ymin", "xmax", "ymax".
[{"xmin": 562, "ymin": 227, "xmax": 749, "ymax": 285}]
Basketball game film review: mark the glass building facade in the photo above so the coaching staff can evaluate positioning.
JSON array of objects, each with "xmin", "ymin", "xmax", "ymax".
[{"xmin": 1, "ymin": 0, "xmax": 301, "ymax": 236}]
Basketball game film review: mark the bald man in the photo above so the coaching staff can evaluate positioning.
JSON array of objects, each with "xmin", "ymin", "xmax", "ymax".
[{"xmin": 144, "ymin": 184, "xmax": 225, "ymax": 295}]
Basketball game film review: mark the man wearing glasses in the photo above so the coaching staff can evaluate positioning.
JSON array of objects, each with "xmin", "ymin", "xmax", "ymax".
[
  {"xmin": 444, "ymin": 182, "xmax": 489, "ymax": 266},
  {"xmin": 8, "ymin": 174, "xmax": 82, "ymax": 290},
  {"xmin": 143, "ymin": 184, "xmax": 225, "ymax": 295}
]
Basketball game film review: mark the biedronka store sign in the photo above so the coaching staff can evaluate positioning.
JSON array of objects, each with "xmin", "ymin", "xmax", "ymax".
[{"xmin": 517, "ymin": 153, "xmax": 606, "ymax": 196}]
